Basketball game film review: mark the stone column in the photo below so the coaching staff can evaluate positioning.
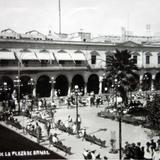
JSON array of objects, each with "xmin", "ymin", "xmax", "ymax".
[
  {"xmin": 31, "ymin": 78, "xmax": 36, "ymax": 97},
  {"xmin": 49, "ymin": 76, "xmax": 55, "ymax": 101},
  {"xmin": 84, "ymin": 83, "xmax": 87, "ymax": 95},
  {"xmin": 50, "ymin": 88, "xmax": 54, "ymax": 101},
  {"xmin": 151, "ymin": 74, "xmax": 155, "ymax": 91},
  {"xmin": 68, "ymin": 83, "xmax": 71, "ymax": 96},
  {"xmin": 99, "ymin": 76, "xmax": 103, "ymax": 95},
  {"xmin": 33, "ymin": 88, "xmax": 36, "ymax": 97},
  {"xmin": 139, "ymin": 74, "xmax": 143, "ymax": 91}
]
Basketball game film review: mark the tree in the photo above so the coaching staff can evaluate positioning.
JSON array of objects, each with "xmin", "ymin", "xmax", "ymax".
[
  {"xmin": 105, "ymin": 49, "xmax": 139, "ymax": 105},
  {"xmin": 146, "ymin": 94, "xmax": 160, "ymax": 129},
  {"xmin": 105, "ymin": 49, "xmax": 139, "ymax": 160}
]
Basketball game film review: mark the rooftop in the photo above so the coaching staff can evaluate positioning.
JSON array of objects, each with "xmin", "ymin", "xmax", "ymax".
[{"xmin": 1, "ymin": 28, "xmax": 160, "ymax": 47}]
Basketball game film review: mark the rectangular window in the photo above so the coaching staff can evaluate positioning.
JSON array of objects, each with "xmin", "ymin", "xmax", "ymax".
[
  {"xmin": 59, "ymin": 60, "xmax": 65, "ymax": 65},
  {"xmin": 146, "ymin": 55, "xmax": 150, "ymax": 64},
  {"xmin": 91, "ymin": 55, "xmax": 96, "ymax": 64},
  {"xmin": 133, "ymin": 55, "xmax": 137, "ymax": 64},
  {"xmin": 0, "ymin": 60, "xmax": 9, "ymax": 66},
  {"xmin": 158, "ymin": 55, "xmax": 160, "ymax": 64},
  {"xmin": 75, "ymin": 61, "xmax": 82, "ymax": 65}
]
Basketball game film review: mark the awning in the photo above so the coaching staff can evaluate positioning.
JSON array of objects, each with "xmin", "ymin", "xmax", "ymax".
[
  {"xmin": 15, "ymin": 50, "xmax": 38, "ymax": 60},
  {"xmin": 52, "ymin": 50, "xmax": 73, "ymax": 61},
  {"xmin": 131, "ymin": 51, "xmax": 140, "ymax": 56},
  {"xmin": 0, "ymin": 51, "xmax": 16, "ymax": 60},
  {"xmin": 90, "ymin": 50, "xmax": 100, "ymax": 56},
  {"xmin": 35, "ymin": 50, "xmax": 55, "ymax": 60},
  {"xmin": 69, "ymin": 50, "xmax": 86, "ymax": 61}
]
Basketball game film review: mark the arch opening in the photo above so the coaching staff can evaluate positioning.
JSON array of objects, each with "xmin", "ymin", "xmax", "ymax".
[
  {"xmin": 55, "ymin": 75, "xmax": 68, "ymax": 96},
  {"xmin": 0, "ymin": 76, "xmax": 13, "ymax": 101},
  {"xmin": 36, "ymin": 75, "xmax": 51, "ymax": 98},
  {"xmin": 142, "ymin": 73, "xmax": 152, "ymax": 91},
  {"xmin": 87, "ymin": 74, "xmax": 99, "ymax": 94},
  {"xmin": 71, "ymin": 74, "xmax": 85, "ymax": 95},
  {"xmin": 154, "ymin": 72, "xmax": 160, "ymax": 90}
]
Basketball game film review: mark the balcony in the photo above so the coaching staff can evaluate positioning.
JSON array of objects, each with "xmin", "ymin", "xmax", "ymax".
[{"xmin": 0, "ymin": 60, "xmax": 89, "ymax": 72}]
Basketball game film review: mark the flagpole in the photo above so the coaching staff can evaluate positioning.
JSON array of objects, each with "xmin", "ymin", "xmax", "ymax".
[{"xmin": 59, "ymin": 0, "xmax": 61, "ymax": 34}]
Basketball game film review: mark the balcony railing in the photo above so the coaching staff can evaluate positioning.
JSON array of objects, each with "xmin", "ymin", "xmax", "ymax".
[{"xmin": 0, "ymin": 60, "xmax": 89, "ymax": 71}]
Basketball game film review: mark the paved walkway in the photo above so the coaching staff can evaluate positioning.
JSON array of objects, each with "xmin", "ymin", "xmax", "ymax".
[{"xmin": 1, "ymin": 105, "xmax": 156, "ymax": 160}]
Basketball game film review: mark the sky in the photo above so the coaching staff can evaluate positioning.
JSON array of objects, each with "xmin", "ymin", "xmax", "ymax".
[{"xmin": 0, "ymin": 0, "xmax": 160, "ymax": 37}]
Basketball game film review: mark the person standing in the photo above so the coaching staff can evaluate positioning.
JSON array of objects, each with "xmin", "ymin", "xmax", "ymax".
[
  {"xmin": 43, "ymin": 98, "xmax": 47, "ymax": 109},
  {"xmin": 46, "ymin": 121, "xmax": 51, "ymax": 137},
  {"xmin": 96, "ymin": 95, "xmax": 101, "ymax": 108},
  {"xmin": 35, "ymin": 122, "xmax": 41, "ymax": 144},
  {"xmin": 67, "ymin": 97, "xmax": 71, "ymax": 109},
  {"xmin": 38, "ymin": 99, "xmax": 42, "ymax": 110},
  {"xmin": 50, "ymin": 109, "xmax": 56, "ymax": 128},
  {"xmin": 67, "ymin": 115, "xmax": 72, "ymax": 127}
]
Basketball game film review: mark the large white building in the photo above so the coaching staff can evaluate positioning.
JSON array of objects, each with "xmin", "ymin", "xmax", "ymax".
[{"xmin": 0, "ymin": 28, "xmax": 160, "ymax": 99}]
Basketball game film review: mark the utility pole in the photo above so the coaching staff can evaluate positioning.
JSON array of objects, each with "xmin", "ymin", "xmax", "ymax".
[{"xmin": 59, "ymin": 0, "xmax": 61, "ymax": 34}]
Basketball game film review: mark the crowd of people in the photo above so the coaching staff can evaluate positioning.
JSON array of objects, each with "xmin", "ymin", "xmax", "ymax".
[
  {"xmin": 83, "ymin": 149, "xmax": 108, "ymax": 160},
  {"xmin": 123, "ymin": 139, "xmax": 160, "ymax": 160},
  {"xmin": 56, "ymin": 115, "xmax": 81, "ymax": 134},
  {"xmin": 66, "ymin": 92, "xmax": 104, "ymax": 109}
]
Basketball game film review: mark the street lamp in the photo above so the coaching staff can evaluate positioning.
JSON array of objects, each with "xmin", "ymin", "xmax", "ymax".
[
  {"xmin": 113, "ymin": 78, "xmax": 123, "ymax": 160},
  {"xmin": 49, "ymin": 76, "xmax": 55, "ymax": 102},
  {"xmin": 28, "ymin": 78, "xmax": 35, "ymax": 98},
  {"xmin": 74, "ymin": 85, "xmax": 80, "ymax": 135},
  {"xmin": 28, "ymin": 78, "xmax": 35, "ymax": 111},
  {"xmin": 14, "ymin": 76, "xmax": 21, "ymax": 114}
]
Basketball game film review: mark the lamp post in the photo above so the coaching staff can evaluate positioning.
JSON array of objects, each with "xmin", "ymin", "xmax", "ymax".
[
  {"xmin": 74, "ymin": 85, "xmax": 79, "ymax": 135},
  {"xmin": 28, "ymin": 78, "xmax": 35, "ymax": 111},
  {"xmin": 28, "ymin": 78, "xmax": 35, "ymax": 98},
  {"xmin": 14, "ymin": 76, "xmax": 21, "ymax": 114},
  {"xmin": 114, "ymin": 78, "xmax": 123, "ymax": 160},
  {"xmin": 49, "ymin": 76, "xmax": 55, "ymax": 102},
  {"xmin": 13, "ymin": 53, "xmax": 22, "ymax": 115}
]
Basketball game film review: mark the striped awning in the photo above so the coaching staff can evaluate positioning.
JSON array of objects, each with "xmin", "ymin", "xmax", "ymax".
[
  {"xmin": 69, "ymin": 50, "xmax": 86, "ymax": 61},
  {"xmin": 14, "ymin": 49, "xmax": 38, "ymax": 60},
  {"xmin": 35, "ymin": 50, "xmax": 55, "ymax": 60},
  {"xmin": 0, "ymin": 51, "xmax": 16, "ymax": 60},
  {"xmin": 52, "ymin": 50, "xmax": 73, "ymax": 61}
]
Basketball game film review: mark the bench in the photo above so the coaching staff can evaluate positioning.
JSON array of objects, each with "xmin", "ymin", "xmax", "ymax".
[
  {"xmin": 49, "ymin": 140, "xmax": 71, "ymax": 155},
  {"xmin": 25, "ymin": 128, "xmax": 42, "ymax": 139},
  {"xmin": 84, "ymin": 134, "xmax": 106, "ymax": 148},
  {"xmin": 56, "ymin": 123, "xmax": 75, "ymax": 135},
  {"xmin": 32, "ymin": 116, "xmax": 50, "ymax": 124},
  {"xmin": 6, "ymin": 120, "xmax": 22, "ymax": 130}
]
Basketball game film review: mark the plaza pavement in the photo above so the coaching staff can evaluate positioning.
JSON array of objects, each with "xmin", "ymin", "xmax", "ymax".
[{"xmin": 1, "ymin": 104, "xmax": 157, "ymax": 160}]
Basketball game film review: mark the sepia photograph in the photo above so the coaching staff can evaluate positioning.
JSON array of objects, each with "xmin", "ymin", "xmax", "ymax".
[{"xmin": 0, "ymin": 0, "xmax": 160, "ymax": 159}]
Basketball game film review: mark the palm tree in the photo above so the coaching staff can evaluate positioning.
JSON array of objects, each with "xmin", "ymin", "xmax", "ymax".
[
  {"xmin": 105, "ymin": 49, "xmax": 139, "ymax": 160},
  {"xmin": 106, "ymin": 49, "xmax": 139, "ymax": 105}
]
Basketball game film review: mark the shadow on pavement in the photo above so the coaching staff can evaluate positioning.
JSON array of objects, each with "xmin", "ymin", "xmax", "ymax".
[{"xmin": 0, "ymin": 124, "xmax": 65, "ymax": 160}]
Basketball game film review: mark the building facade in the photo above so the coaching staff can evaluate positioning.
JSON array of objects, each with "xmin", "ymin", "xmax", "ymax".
[{"xmin": 0, "ymin": 29, "xmax": 160, "ymax": 100}]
